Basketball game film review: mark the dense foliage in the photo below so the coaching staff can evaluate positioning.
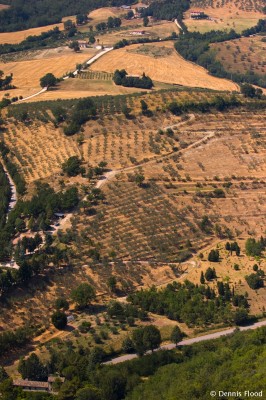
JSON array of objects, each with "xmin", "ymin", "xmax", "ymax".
[
  {"xmin": 0, "ymin": 0, "xmax": 135, "ymax": 32},
  {"xmin": 127, "ymin": 328, "xmax": 266, "ymax": 400},
  {"xmin": 0, "ymin": 163, "xmax": 11, "ymax": 229},
  {"xmin": 1, "ymin": 327, "xmax": 266, "ymax": 400},
  {"xmin": 128, "ymin": 280, "xmax": 250, "ymax": 327},
  {"xmin": 141, "ymin": 0, "xmax": 190, "ymax": 22},
  {"xmin": 113, "ymin": 70, "xmax": 154, "ymax": 89}
]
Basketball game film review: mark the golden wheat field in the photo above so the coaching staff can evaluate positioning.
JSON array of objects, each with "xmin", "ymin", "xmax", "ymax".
[
  {"xmin": 91, "ymin": 41, "xmax": 239, "ymax": 91},
  {"xmin": 0, "ymin": 47, "xmax": 99, "ymax": 99}
]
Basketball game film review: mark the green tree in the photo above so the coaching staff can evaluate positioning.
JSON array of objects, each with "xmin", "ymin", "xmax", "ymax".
[
  {"xmin": 208, "ymin": 249, "xmax": 219, "ymax": 262},
  {"xmin": 200, "ymin": 271, "xmax": 205, "ymax": 284},
  {"xmin": 143, "ymin": 325, "xmax": 161, "ymax": 352},
  {"xmin": 18, "ymin": 353, "xmax": 47, "ymax": 381},
  {"xmin": 205, "ymin": 267, "xmax": 216, "ymax": 281},
  {"xmin": 101, "ymin": 370, "xmax": 127, "ymax": 400},
  {"xmin": 75, "ymin": 385, "xmax": 101, "ymax": 400},
  {"xmin": 107, "ymin": 276, "xmax": 117, "ymax": 293},
  {"xmin": 51, "ymin": 310, "xmax": 67, "ymax": 330},
  {"xmin": 62, "ymin": 156, "xmax": 82, "ymax": 177},
  {"xmin": 143, "ymin": 16, "xmax": 149, "ymax": 26},
  {"xmin": 69, "ymin": 40, "xmax": 80, "ymax": 52},
  {"xmin": 170, "ymin": 326, "xmax": 183, "ymax": 346},
  {"xmin": 135, "ymin": 174, "xmax": 145, "ymax": 187},
  {"xmin": 55, "ymin": 297, "xmax": 69, "ymax": 310},
  {"xmin": 40, "ymin": 73, "xmax": 57, "ymax": 89},
  {"xmin": 71, "ymin": 283, "xmax": 96, "ymax": 308}
]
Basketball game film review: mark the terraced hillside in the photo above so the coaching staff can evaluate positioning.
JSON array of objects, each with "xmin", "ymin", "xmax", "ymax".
[{"xmin": 71, "ymin": 109, "xmax": 266, "ymax": 264}]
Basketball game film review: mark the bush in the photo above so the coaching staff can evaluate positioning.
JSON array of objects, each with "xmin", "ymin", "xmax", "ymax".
[{"xmin": 51, "ymin": 311, "xmax": 67, "ymax": 330}]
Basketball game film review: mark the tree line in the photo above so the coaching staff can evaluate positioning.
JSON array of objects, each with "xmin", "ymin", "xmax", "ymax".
[
  {"xmin": 0, "ymin": 0, "xmax": 135, "ymax": 32},
  {"xmin": 113, "ymin": 70, "xmax": 154, "ymax": 89},
  {"xmin": 127, "ymin": 280, "xmax": 250, "ymax": 327}
]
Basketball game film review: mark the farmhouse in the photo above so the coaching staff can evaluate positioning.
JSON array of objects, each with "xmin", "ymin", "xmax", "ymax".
[
  {"xmin": 13, "ymin": 380, "xmax": 49, "ymax": 392},
  {"xmin": 77, "ymin": 40, "xmax": 88, "ymax": 49},
  {"xmin": 13, "ymin": 376, "xmax": 65, "ymax": 393},
  {"xmin": 190, "ymin": 10, "xmax": 207, "ymax": 19}
]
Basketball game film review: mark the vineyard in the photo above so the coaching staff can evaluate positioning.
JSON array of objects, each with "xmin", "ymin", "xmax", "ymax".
[{"xmin": 78, "ymin": 71, "xmax": 114, "ymax": 80}]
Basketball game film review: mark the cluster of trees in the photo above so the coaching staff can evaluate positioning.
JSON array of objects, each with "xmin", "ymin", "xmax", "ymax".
[
  {"xmin": 0, "ymin": 0, "xmax": 135, "ymax": 32},
  {"xmin": 0, "ymin": 141, "xmax": 26, "ymax": 195},
  {"xmin": 113, "ymin": 69, "xmax": 154, "ymax": 89},
  {"xmin": 175, "ymin": 27, "xmax": 266, "ymax": 88},
  {"xmin": 63, "ymin": 97, "xmax": 96, "ymax": 136},
  {"xmin": 225, "ymin": 241, "xmax": 241, "ymax": 255},
  {"xmin": 0, "ymin": 162, "xmax": 11, "ymax": 228},
  {"xmin": 0, "ymin": 70, "xmax": 14, "ymax": 91},
  {"xmin": 96, "ymin": 17, "xmax": 121, "ymax": 31},
  {"xmin": 167, "ymin": 94, "xmax": 240, "ymax": 116},
  {"xmin": 0, "ymin": 326, "xmax": 34, "ymax": 357},
  {"xmin": 241, "ymin": 83, "xmax": 263, "ymax": 99},
  {"xmin": 0, "ymin": 27, "xmax": 62, "ymax": 56},
  {"xmin": 242, "ymin": 18, "xmax": 266, "ymax": 37},
  {"xmin": 140, "ymin": 0, "xmax": 190, "ymax": 21},
  {"xmin": 127, "ymin": 280, "xmax": 250, "ymax": 327},
  {"xmin": 126, "ymin": 327, "xmax": 266, "ymax": 400},
  {"xmin": 246, "ymin": 271, "xmax": 264, "ymax": 290},
  {"xmin": 0, "ymin": 180, "xmax": 78, "ymax": 263},
  {"xmin": 245, "ymin": 237, "xmax": 266, "ymax": 257},
  {"xmin": 62, "ymin": 156, "xmax": 84, "ymax": 177}
]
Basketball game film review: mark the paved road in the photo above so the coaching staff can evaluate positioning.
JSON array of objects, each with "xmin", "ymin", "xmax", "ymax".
[{"xmin": 104, "ymin": 320, "xmax": 266, "ymax": 365}]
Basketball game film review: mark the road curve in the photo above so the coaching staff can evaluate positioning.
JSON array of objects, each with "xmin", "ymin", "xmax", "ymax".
[{"xmin": 104, "ymin": 320, "xmax": 266, "ymax": 365}]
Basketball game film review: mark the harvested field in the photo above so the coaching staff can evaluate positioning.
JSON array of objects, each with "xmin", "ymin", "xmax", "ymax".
[
  {"xmin": 185, "ymin": 0, "xmax": 265, "ymax": 33},
  {"xmin": 0, "ymin": 23, "xmax": 64, "ymax": 45},
  {"xmin": 211, "ymin": 35, "xmax": 266, "ymax": 76},
  {"xmin": 0, "ymin": 47, "xmax": 99, "ymax": 99},
  {"xmin": 90, "ymin": 41, "xmax": 238, "ymax": 91}
]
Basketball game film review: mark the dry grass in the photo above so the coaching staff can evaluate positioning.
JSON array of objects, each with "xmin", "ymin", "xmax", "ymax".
[
  {"xmin": 90, "ymin": 41, "xmax": 238, "ymax": 91},
  {"xmin": 0, "ymin": 47, "xmax": 99, "ymax": 99},
  {"xmin": 185, "ymin": 0, "xmax": 265, "ymax": 33},
  {"xmin": 96, "ymin": 21, "xmax": 179, "ymax": 46},
  {"xmin": 211, "ymin": 36, "xmax": 266, "ymax": 76},
  {"xmin": 178, "ymin": 240, "xmax": 266, "ymax": 316}
]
